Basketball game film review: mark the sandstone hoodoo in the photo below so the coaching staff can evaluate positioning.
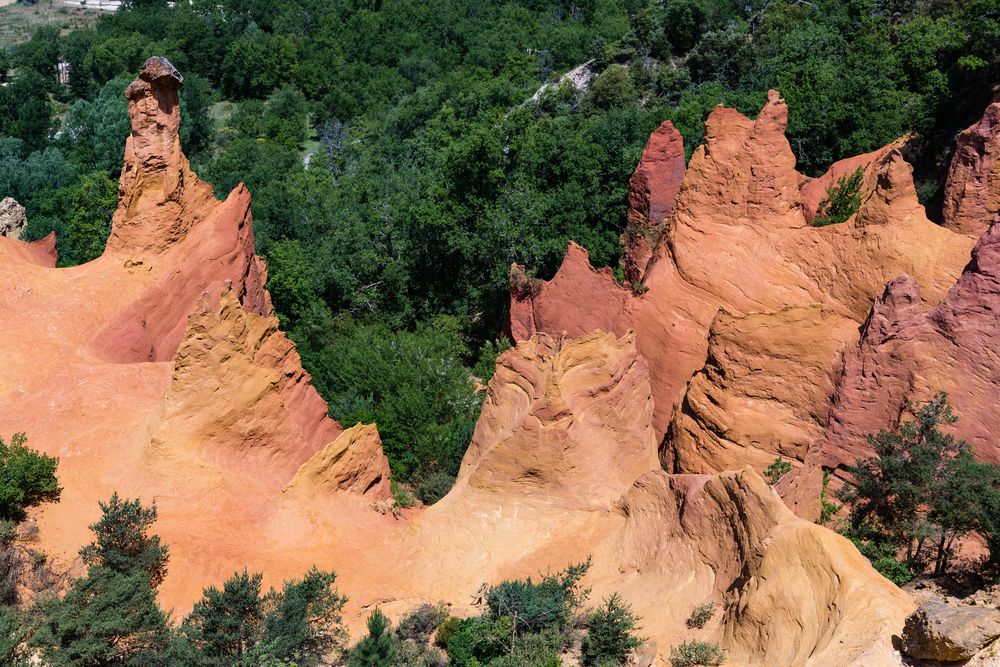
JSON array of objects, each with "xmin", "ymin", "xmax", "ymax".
[
  {"xmin": 622, "ymin": 119, "xmax": 686, "ymax": 282},
  {"xmin": 943, "ymin": 102, "xmax": 1000, "ymax": 238},
  {"xmin": 3, "ymin": 48, "xmax": 1000, "ymax": 667},
  {"xmin": 510, "ymin": 90, "xmax": 974, "ymax": 446}
]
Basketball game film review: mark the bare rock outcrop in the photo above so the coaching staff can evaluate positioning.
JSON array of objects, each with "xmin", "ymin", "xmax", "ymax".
[
  {"xmin": 943, "ymin": 102, "xmax": 1000, "ymax": 237},
  {"xmin": 0, "ymin": 58, "xmax": 387, "ymax": 615},
  {"xmin": 511, "ymin": 91, "xmax": 973, "ymax": 444},
  {"xmin": 0, "ymin": 197, "xmax": 27, "ymax": 240},
  {"xmin": 404, "ymin": 331, "xmax": 914, "ymax": 666},
  {"xmin": 107, "ymin": 57, "xmax": 216, "ymax": 254},
  {"xmin": 286, "ymin": 423, "xmax": 391, "ymax": 501},
  {"xmin": 0, "ymin": 59, "xmax": 955, "ymax": 665},
  {"xmin": 151, "ymin": 286, "xmax": 343, "ymax": 486},
  {"xmin": 457, "ymin": 330, "xmax": 659, "ymax": 507},
  {"xmin": 783, "ymin": 217, "xmax": 1000, "ymax": 516},
  {"xmin": 902, "ymin": 600, "xmax": 1000, "ymax": 662},
  {"xmin": 90, "ymin": 56, "xmax": 270, "ymax": 364},
  {"xmin": 610, "ymin": 469, "xmax": 914, "ymax": 667},
  {"xmin": 664, "ymin": 305, "xmax": 858, "ymax": 474},
  {"xmin": 622, "ymin": 120, "xmax": 685, "ymax": 282}
]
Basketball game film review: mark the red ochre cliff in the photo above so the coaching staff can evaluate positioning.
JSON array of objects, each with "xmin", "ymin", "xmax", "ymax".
[{"xmin": 7, "ymin": 60, "xmax": 994, "ymax": 665}]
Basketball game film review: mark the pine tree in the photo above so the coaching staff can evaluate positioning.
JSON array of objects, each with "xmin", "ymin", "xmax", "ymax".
[
  {"xmin": 33, "ymin": 567, "xmax": 170, "ymax": 666},
  {"xmin": 349, "ymin": 609, "xmax": 398, "ymax": 667},
  {"xmin": 262, "ymin": 567, "xmax": 347, "ymax": 661},
  {"xmin": 80, "ymin": 493, "xmax": 169, "ymax": 587},
  {"xmin": 183, "ymin": 570, "xmax": 264, "ymax": 664},
  {"xmin": 32, "ymin": 495, "xmax": 171, "ymax": 666},
  {"xmin": 581, "ymin": 594, "xmax": 642, "ymax": 666}
]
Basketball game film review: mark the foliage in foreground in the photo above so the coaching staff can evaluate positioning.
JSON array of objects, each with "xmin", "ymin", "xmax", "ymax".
[
  {"xmin": 27, "ymin": 494, "xmax": 347, "ymax": 667},
  {"xmin": 0, "ymin": 433, "xmax": 59, "ymax": 522},
  {"xmin": 669, "ymin": 640, "xmax": 726, "ymax": 667},
  {"xmin": 446, "ymin": 560, "xmax": 592, "ymax": 666},
  {"xmin": 581, "ymin": 593, "xmax": 643, "ymax": 666},
  {"xmin": 812, "ymin": 166, "xmax": 867, "ymax": 227},
  {"xmin": 838, "ymin": 393, "xmax": 1000, "ymax": 578}
]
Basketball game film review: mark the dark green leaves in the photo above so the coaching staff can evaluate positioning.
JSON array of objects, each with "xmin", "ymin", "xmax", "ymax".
[{"xmin": 0, "ymin": 433, "xmax": 60, "ymax": 523}]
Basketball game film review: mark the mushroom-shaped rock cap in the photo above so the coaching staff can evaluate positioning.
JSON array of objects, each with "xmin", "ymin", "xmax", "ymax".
[{"xmin": 125, "ymin": 56, "xmax": 183, "ymax": 101}]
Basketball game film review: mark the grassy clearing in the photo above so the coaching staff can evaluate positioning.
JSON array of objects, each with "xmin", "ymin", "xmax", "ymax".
[{"xmin": 0, "ymin": 2, "xmax": 99, "ymax": 51}]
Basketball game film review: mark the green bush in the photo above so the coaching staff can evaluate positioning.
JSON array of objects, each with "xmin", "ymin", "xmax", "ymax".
[
  {"xmin": 763, "ymin": 458, "xmax": 792, "ymax": 486},
  {"xmin": 669, "ymin": 640, "xmax": 725, "ymax": 667},
  {"xmin": 583, "ymin": 65, "xmax": 637, "ymax": 111},
  {"xmin": 686, "ymin": 602, "xmax": 715, "ymax": 630},
  {"xmin": 485, "ymin": 559, "xmax": 591, "ymax": 637},
  {"xmin": 348, "ymin": 609, "xmax": 398, "ymax": 667},
  {"xmin": 80, "ymin": 493, "xmax": 169, "ymax": 588},
  {"xmin": 841, "ymin": 529, "xmax": 914, "ymax": 586},
  {"xmin": 0, "ymin": 606, "xmax": 29, "ymax": 667},
  {"xmin": 434, "ymin": 616, "xmax": 462, "ymax": 648},
  {"xmin": 182, "ymin": 569, "xmax": 264, "ymax": 663},
  {"xmin": 582, "ymin": 594, "xmax": 642, "ymax": 665},
  {"xmin": 812, "ymin": 166, "xmax": 866, "ymax": 227},
  {"xmin": 0, "ymin": 433, "xmax": 60, "ymax": 522},
  {"xmin": 397, "ymin": 603, "xmax": 449, "ymax": 643}
]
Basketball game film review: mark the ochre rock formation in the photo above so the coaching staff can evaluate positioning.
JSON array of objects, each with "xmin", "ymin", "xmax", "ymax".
[
  {"xmin": 94, "ymin": 56, "xmax": 271, "ymax": 365},
  {"xmin": 943, "ymin": 102, "xmax": 1000, "ymax": 237},
  {"xmin": 511, "ymin": 90, "xmax": 974, "ymax": 469},
  {"xmin": 286, "ymin": 423, "xmax": 391, "ymax": 501},
  {"xmin": 152, "ymin": 285, "xmax": 343, "ymax": 487},
  {"xmin": 458, "ymin": 331, "xmax": 659, "ymax": 507},
  {"xmin": 393, "ymin": 332, "xmax": 913, "ymax": 666},
  {"xmin": 0, "ymin": 58, "xmax": 392, "ymax": 615},
  {"xmin": 782, "ymin": 217, "xmax": 1000, "ymax": 516},
  {"xmin": 621, "ymin": 120, "xmax": 685, "ymax": 281},
  {"xmin": 108, "ymin": 57, "xmax": 215, "ymax": 254},
  {"xmin": 0, "ymin": 60, "xmax": 972, "ymax": 666},
  {"xmin": 665, "ymin": 305, "xmax": 858, "ymax": 475}
]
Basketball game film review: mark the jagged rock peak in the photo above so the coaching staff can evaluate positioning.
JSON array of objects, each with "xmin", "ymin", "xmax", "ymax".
[
  {"xmin": 152, "ymin": 284, "xmax": 342, "ymax": 485},
  {"xmin": 622, "ymin": 120, "xmax": 685, "ymax": 282},
  {"xmin": 286, "ymin": 423, "xmax": 392, "ymax": 501},
  {"xmin": 457, "ymin": 330, "xmax": 659, "ymax": 507},
  {"xmin": 106, "ymin": 56, "xmax": 215, "ymax": 255},
  {"xmin": 943, "ymin": 102, "xmax": 1000, "ymax": 237}
]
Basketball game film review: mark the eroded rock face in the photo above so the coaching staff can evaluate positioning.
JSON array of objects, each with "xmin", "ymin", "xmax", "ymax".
[
  {"xmin": 0, "ymin": 58, "xmax": 389, "ymax": 619},
  {"xmin": 783, "ymin": 218, "xmax": 1000, "ymax": 516},
  {"xmin": 902, "ymin": 600, "xmax": 1000, "ymax": 662},
  {"xmin": 87, "ymin": 57, "xmax": 270, "ymax": 364},
  {"xmin": 152, "ymin": 286, "xmax": 343, "ymax": 487},
  {"xmin": 622, "ymin": 120, "xmax": 685, "ymax": 282},
  {"xmin": 402, "ymin": 332, "xmax": 913, "ymax": 667},
  {"xmin": 458, "ymin": 330, "xmax": 659, "ymax": 507},
  {"xmin": 511, "ymin": 91, "xmax": 973, "ymax": 444},
  {"xmin": 664, "ymin": 305, "xmax": 858, "ymax": 475},
  {"xmin": 943, "ymin": 103, "xmax": 1000, "ymax": 237},
  {"xmin": 0, "ymin": 60, "xmax": 941, "ymax": 666},
  {"xmin": 0, "ymin": 197, "xmax": 27, "ymax": 240},
  {"xmin": 108, "ymin": 57, "xmax": 216, "ymax": 254},
  {"xmin": 286, "ymin": 423, "xmax": 391, "ymax": 501},
  {"xmin": 611, "ymin": 470, "xmax": 914, "ymax": 667}
]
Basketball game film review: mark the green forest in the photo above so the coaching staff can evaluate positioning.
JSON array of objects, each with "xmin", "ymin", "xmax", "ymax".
[{"xmin": 1, "ymin": 0, "xmax": 998, "ymax": 503}]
